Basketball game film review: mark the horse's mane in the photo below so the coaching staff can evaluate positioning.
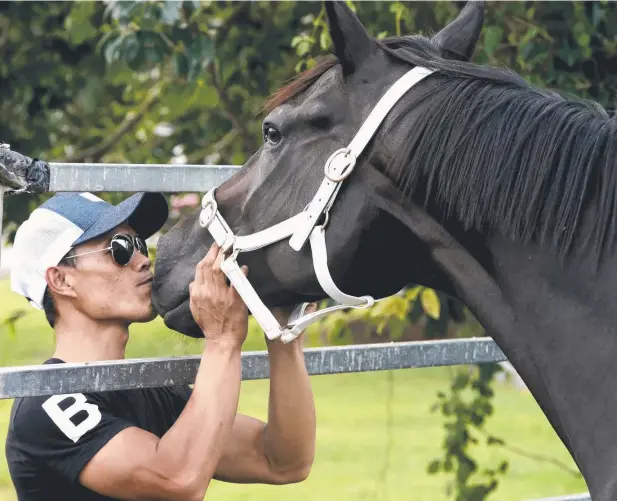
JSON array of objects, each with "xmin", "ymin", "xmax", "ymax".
[
  {"xmin": 265, "ymin": 37, "xmax": 617, "ymax": 263},
  {"xmin": 378, "ymin": 36, "xmax": 617, "ymax": 263}
]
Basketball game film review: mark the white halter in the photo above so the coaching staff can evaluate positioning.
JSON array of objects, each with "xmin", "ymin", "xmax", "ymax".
[{"xmin": 200, "ymin": 66, "xmax": 435, "ymax": 343}]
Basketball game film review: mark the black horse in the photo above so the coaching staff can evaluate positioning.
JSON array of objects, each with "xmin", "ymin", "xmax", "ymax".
[{"xmin": 153, "ymin": 2, "xmax": 617, "ymax": 498}]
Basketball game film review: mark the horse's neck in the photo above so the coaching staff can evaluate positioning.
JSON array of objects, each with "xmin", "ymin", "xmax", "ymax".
[
  {"xmin": 476, "ymin": 232, "xmax": 617, "ymax": 500},
  {"xmin": 389, "ymin": 194, "xmax": 617, "ymax": 499}
]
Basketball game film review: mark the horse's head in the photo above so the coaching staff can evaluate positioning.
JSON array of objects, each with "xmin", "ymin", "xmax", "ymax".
[{"xmin": 153, "ymin": 2, "xmax": 484, "ymax": 337}]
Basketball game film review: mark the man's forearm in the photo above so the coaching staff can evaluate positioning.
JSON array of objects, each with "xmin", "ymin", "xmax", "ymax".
[
  {"xmin": 264, "ymin": 340, "xmax": 316, "ymax": 477},
  {"xmin": 153, "ymin": 341, "xmax": 242, "ymax": 499}
]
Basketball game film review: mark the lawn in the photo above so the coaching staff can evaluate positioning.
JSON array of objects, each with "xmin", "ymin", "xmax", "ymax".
[{"xmin": 0, "ymin": 280, "xmax": 587, "ymax": 501}]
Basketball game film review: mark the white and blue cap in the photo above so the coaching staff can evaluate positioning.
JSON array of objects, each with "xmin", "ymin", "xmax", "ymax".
[{"xmin": 10, "ymin": 192, "xmax": 168, "ymax": 310}]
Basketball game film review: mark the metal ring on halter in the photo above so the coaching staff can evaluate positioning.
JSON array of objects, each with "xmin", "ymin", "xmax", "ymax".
[
  {"xmin": 199, "ymin": 200, "xmax": 217, "ymax": 228},
  {"xmin": 321, "ymin": 210, "xmax": 330, "ymax": 229},
  {"xmin": 199, "ymin": 188, "xmax": 218, "ymax": 228},
  {"xmin": 324, "ymin": 148, "xmax": 356, "ymax": 183}
]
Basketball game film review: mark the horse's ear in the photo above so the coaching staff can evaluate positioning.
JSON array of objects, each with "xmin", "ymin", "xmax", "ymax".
[
  {"xmin": 324, "ymin": 1, "xmax": 374, "ymax": 76},
  {"xmin": 432, "ymin": 1, "xmax": 484, "ymax": 62}
]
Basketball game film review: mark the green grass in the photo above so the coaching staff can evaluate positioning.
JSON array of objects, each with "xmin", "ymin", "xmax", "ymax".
[{"xmin": 0, "ymin": 280, "xmax": 587, "ymax": 500}]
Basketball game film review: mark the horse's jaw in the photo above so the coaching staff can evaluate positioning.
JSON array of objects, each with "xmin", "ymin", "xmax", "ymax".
[{"xmin": 158, "ymin": 299, "xmax": 203, "ymax": 338}]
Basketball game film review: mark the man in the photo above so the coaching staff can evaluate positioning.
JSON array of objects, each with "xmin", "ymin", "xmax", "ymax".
[{"xmin": 5, "ymin": 192, "xmax": 316, "ymax": 501}]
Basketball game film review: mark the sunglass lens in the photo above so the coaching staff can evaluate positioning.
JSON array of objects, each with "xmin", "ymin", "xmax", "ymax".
[
  {"xmin": 111, "ymin": 237, "xmax": 133, "ymax": 266},
  {"xmin": 135, "ymin": 237, "xmax": 148, "ymax": 257}
]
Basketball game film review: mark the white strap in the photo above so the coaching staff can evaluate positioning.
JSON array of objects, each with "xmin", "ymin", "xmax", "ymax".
[
  {"xmin": 207, "ymin": 214, "xmax": 235, "ymax": 251},
  {"xmin": 288, "ymin": 152, "xmax": 347, "ymax": 251},
  {"xmin": 220, "ymin": 257, "xmax": 283, "ymax": 340},
  {"xmin": 279, "ymin": 225, "xmax": 377, "ymax": 343},
  {"xmin": 347, "ymin": 66, "xmax": 434, "ymax": 155},
  {"xmin": 235, "ymin": 213, "xmax": 304, "ymax": 252},
  {"xmin": 217, "ymin": 225, "xmax": 379, "ymax": 343},
  {"xmin": 280, "ymin": 299, "xmax": 375, "ymax": 343},
  {"xmin": 309, "ymin": 225, "xmax": 373, "ymax": 306},
  {"xmin": 289, "ymin": 66, "xmax": 434, "ymax": 251},
  {"xmin": 201, "ymin": 188, "xmax": 236, "ymax": 252}
]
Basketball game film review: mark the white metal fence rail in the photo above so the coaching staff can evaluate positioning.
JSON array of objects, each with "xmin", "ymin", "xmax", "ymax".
[
  {"xmin": 0, "ymin": 338, "xmax": 504, "ymax": 399},
  {"xmin": 0, "ymin": 154, "xmax": 590, "ymax": 500}
]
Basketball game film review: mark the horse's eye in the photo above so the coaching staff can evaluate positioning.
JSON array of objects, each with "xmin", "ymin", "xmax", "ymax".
[{"xmin": 263, "ymin": 125, "xmax": 282, "ymax": 145}]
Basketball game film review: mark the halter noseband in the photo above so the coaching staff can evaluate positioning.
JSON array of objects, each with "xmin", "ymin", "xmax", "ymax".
[{"xmin": 199, "ymin": 66, "xmax": 435, "ymax": 343}]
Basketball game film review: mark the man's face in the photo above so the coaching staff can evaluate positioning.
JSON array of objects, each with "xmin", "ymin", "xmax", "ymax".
[{"xmin": 62, "ymin": 224, "xmax": 156, "ymax": 325}]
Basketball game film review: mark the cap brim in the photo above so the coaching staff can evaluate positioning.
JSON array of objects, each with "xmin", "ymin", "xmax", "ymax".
[{"xmin": 73, "ymin": 193, "xmax": 168, "ymax": 246}]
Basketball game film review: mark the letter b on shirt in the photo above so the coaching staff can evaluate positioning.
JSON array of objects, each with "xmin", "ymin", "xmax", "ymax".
[{"xmin": 42, "ymin": 394, "xmax": 102, "ymax": 442}]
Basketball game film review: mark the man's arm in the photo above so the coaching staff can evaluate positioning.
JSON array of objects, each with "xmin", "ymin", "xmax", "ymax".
[
  {"xmin": 80, "ymin": 342, "xmax": 242, "ymax": 501},
  {"xmin": 79, "ymin": 244, "xmax": 249, "ymax": 501},
  {"xmin": 213, "ymin": 329, "xmax": 316, "ymax": 484}
]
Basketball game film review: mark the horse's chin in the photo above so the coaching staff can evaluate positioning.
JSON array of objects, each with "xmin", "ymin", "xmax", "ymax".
[
  {"xmin": 158, "ymin": 283, "xmax": 326, "ymax": 339},
  {"xmin": 162, "ymin": 300, "xmax": 204, "ymax": 339}
]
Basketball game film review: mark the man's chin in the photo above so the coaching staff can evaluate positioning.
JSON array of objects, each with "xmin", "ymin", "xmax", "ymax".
[
  {"xmin": 129, "ymin": 305, "xmax": 160, "ymax": 325},
  {"xmin": 163, "ymin": 300, "xmax": 204, "ymax": 338}
]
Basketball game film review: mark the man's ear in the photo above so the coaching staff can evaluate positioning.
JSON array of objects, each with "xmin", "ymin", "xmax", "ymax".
[
  {"xmin": 45, "ymin": 266, "xmax": 78, "ymax": 300},
  {"xmin": 432, "ymin": 1, "xmax": 484, "ymax": 62}
]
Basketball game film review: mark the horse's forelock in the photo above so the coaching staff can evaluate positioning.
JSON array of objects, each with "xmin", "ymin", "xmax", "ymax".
[{"xmin": 262, "ymin": 55, "xmax": 339, "ymax": 116}]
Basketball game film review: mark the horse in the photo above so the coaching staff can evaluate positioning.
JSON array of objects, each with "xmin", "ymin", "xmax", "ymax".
[{"xmin": 153, "ymin": 2, "xmax": 617, "ymax": 498}]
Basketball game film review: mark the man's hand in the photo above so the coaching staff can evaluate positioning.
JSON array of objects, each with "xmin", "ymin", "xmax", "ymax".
[{"xmin": 189, "ymin": 243, "xmax": 248, "ymax": 348}]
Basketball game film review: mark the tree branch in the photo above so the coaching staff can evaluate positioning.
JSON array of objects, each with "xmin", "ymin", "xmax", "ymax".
[
  {"xmin": 479, "ymin": 428, "xmax": 582, "ymax": 478},
  {"xmin": 185, "ymin": 128, "xmax": 239, "ymax": 165},
  {"xmin": 65, "ymin": 83, "xmax": 164, "ymax": 163},
  {"xmin": 208, "ymin": 62, "xmax": 250, "ymax": 140}
]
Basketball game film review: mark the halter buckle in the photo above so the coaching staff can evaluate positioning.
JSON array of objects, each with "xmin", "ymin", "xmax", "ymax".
[
  {"xmin": 199, "ymin": 201, "xmax": 217, "ymax": 227},
  {"xmin": 324, "ymin": 148, "xmax": 356, "ymax": 183},
  {"xmin": 199, "ymin": 188, "xmax": 218, "ymax": 228}
]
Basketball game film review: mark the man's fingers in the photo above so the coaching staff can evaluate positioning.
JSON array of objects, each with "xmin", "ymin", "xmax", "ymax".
[
  {"xmin": 214, "ymin": 247, "xmax": 226, "ymax": 275},
  {"xmin": 195, "ymin": 243, "xmax": 219, "ymax": 284},
  {"xmin": 204, "ymin": 242, "xmax": 219, "ymax": 264},
  {"xmin": 208, "ymin": 247, "xmax": 230, "ymax": 300},
  {"xmin": 305, "ymin": 302, "xmax": 317, "ymax": 314}
]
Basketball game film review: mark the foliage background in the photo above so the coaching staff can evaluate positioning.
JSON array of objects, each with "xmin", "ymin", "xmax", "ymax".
[{"xmin": 2, "ymin": 0, "xmax": 614, "ymax": 499}]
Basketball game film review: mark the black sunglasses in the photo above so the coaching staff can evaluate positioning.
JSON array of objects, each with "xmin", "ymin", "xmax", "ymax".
[{"xmin": 64, "ymin": 233, "xmax": 148, "ymax": 266}]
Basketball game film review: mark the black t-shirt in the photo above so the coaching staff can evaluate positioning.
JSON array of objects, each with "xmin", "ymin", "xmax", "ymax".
[{"xmin": 5, "ymin": 358, "xmax": 192, "ymax": 501}]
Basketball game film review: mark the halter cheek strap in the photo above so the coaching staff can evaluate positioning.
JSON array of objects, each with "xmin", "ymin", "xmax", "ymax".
[{"xmin": 200, "ymin": 66, "xmax": 435, "ymax": 343}]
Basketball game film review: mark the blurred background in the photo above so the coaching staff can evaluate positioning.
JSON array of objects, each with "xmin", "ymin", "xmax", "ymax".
[{"xmin": 2, "ymin": 1, "xmax": 615, "ymax": 499}]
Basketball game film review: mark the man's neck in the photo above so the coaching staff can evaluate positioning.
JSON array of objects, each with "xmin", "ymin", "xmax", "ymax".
[{"xmin": 52, "ymin": 317, "xmax": 130, "ymax": 363}]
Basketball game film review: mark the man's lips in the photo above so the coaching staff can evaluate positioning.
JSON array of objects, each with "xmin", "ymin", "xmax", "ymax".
[{"xmin": 137, "ymin": 275, "xmax": 154, "ymax": 286}]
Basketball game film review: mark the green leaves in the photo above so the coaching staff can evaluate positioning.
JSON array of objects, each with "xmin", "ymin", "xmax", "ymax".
[
  {"xmin": 420, "ymin": 288, "xmax": 441, "ymax": 320},
  {"xmin": 428, "ymin": 363, "xmax": 507, "ymax": 501},
  {"xmin": 63, "ymin": 2, "xmax": 98, "ymax": 45},
  {"xmin": 160, "ymin": 1, "xmax": 182, "ymax": 24},
  {"xmin": 482, "ymin": 26, "xmax": 503, "ymax": 58},
  {"xmin": 389, "ymin": 2, "xmax": 409, "ymax": 37},
  {"xmin": 186, "ymin": 35, "xmax": 214, "ymax": 80},
  {"xmin": 2, "ymin": 310, "xmax": 28, "ymax": 340},
  {"xmin": 98, "ymin": 0, "xmax": 215, "ymax": 80}
]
